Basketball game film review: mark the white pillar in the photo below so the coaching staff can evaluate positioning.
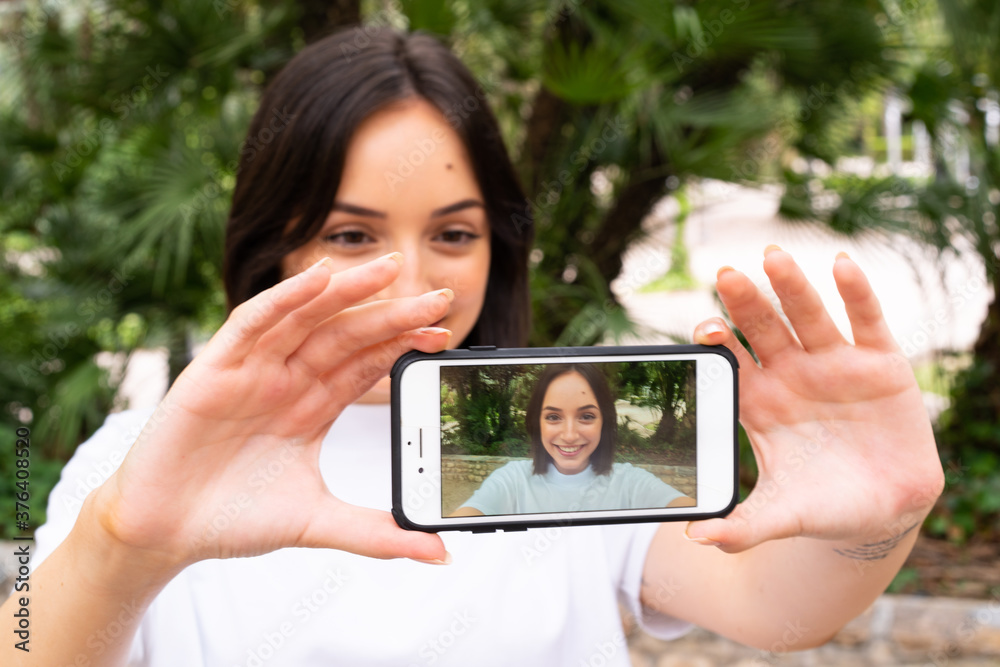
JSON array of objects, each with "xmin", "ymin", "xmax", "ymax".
[
  {"xmin": 884, "ymin": 91, "xmax": 903, "ymax": 174},
  {"xmin": 913, "ymin": 120, "xmax": 931, "ymax": 167}
]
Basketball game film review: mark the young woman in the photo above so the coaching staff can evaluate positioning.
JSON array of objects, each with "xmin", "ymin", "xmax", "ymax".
[
  {"xmin": 452, "ymin": 364, "xmax": 694, "ymax": 516},
  {"xmin": 10, "ymin": 27, "xmax": 944, "ymax": 667}
]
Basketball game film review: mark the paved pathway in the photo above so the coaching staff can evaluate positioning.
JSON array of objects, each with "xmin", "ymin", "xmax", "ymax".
[{"xmin": 616, "ymin": 181, "xmax": 991, "ymax": 362}]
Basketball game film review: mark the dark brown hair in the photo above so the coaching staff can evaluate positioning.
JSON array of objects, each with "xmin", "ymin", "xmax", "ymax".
[
  {"xmin": 526, "ymin": 364, "xmax": 618, "ymax": 475},
  {"xmin": 223, "ymin": 27, "xmax": 533, "ymax": 347}
]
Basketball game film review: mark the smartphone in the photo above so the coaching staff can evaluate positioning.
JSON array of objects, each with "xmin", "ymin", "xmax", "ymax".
[{"xmin": 391, "ymin": 345, "xmax": 738, "ymax": 533}]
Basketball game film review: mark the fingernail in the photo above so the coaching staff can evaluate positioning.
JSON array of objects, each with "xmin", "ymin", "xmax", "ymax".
[
  {"xmin": 308, "ymin": 257, "xmax": 333, "ymax": 273},
  {"xmin": 835, "ymin": 251, "xmax": 851, "ymax": 261},
  {"xmin": 685, "ymin": 524, "xmax": 722, "ymax": 547},
  {"xmin": 432, "ymin": 288, "xmax": 455, "ymax": 303},
  {"xmin": 764, "ymin": 244, "xmax": 782, "ymax": 256},
  {"xmin": 685, "ymin": 535, "xmax": 722, "ymax": 547},
  {"xmin": 413, "ymin": 551, "xmax": 452, "ymax": 565},
  {"xmin": 701, "ymin": 320, "xmax": 726, "ymax": 336},
  {"xmin": 716, "ymin": 265, "xmax": 736, "ymax": 280},
  {"xmin": 417, "ymin": 327, "xmax": 452, "ymax": 336},
  {"xmin": 383, "ymin": 252, "xmax": 404, "ymax": 265}
]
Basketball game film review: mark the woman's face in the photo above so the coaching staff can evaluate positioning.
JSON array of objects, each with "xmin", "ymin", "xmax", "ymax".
[
  {"xmin": 281, "ymin": 99, "xmax": 491, "ymax": 403},
  {"xmin": 539, "ymin": 371, "xmax": 604, "ymax": 475}
]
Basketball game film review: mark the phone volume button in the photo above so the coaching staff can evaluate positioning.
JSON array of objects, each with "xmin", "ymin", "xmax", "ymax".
[{"xmin": 467, "ymin": 345, "xmax": 497, "ymax": 351}]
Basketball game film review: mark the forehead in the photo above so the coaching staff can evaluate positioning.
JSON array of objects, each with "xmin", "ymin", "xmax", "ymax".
[
  {"xmin": 336, "ymin": 99, "xmax": 483, "ymax": 211},
  {"xmin": 544, "ymin": 371, "xmax": 597, "ymax": 404}
]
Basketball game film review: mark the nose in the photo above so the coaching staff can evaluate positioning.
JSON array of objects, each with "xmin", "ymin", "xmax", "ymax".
[
  {"xmin": 560, "ymin": 420, "xmax": 579, "ymax": 444},
  {"xmin": 375, "ymin": 247, "xmax": 435, "ymax": 300}
]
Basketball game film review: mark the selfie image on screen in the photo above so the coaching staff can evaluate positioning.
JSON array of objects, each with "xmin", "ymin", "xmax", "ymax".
[{"xmin": 440, "ymin": 361, "xmax": 697, "ymax": 517}]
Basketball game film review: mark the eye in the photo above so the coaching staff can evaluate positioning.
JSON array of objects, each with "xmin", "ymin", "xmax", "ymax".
[
  {"xmin": 324, "ymin": 229, "xmax": 374, "ymax": 247},
  {"xmin": 433, "ymin": 229, "xmax": 481, "ymax": 245},
  {"xmin": 544, "ymin": 413, "xmax": 562, "ymax": 422},
  {"xmin": 580, "ymin": 412, "xmax": 597, "ymax": 422}
]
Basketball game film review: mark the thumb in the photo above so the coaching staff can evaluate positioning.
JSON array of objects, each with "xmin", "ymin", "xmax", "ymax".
[
  {"xmin": 684, "ymin": 495, "xmax": 799, "ymax": 554},
  {"xmin": 300, "ymin": 496, "xmax": 450, "ymax": 564}
]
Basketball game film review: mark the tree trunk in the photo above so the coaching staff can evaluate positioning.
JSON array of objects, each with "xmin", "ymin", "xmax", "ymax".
[
  {"xmin": 295, "ymin": 0, "xmax": 360, "ymax": 45},
  {"xmin": 649, "ymin": 406, "xmax": 676, "ymax": 447},
  {"xmin": 590, "ymin": 147, "xmax": 670, "ymax": 287},
  {"xmin": 521, "ymin": 86, "xmax": 569, "ymax": 198},
  {"xmin": 972, "ymin": 275, "xmax": 1000, "ymax": 411}
]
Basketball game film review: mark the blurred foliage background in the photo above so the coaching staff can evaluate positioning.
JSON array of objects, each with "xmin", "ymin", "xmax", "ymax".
[{"xmin": 0, "ymin": 0, "xmax": 997, "ymax": 557}]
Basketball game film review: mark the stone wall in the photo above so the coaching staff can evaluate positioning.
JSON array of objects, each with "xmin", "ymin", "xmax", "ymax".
[{"xmin": 625, "ymin": 593, "xmax": 1000, "ymax": 666}]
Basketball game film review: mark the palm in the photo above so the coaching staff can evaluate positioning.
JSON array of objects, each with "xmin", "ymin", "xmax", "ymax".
[
  {"xmin": 93, "ymin": 256, "xmax": 453, "ymax": 566},
  {"xmin": 692, "ymin": 249, "xmax": 943, "ymax": 550}
]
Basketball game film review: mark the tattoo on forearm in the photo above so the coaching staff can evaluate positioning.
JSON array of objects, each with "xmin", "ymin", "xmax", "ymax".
[{"xmin": 833, "ymin": 522, "xmax": 918, "ymax": 561}]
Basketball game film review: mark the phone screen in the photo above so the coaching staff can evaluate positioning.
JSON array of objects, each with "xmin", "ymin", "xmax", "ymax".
[{"xmin": 438, "ymin": 360, "xmax": 697, "ymax": 518}]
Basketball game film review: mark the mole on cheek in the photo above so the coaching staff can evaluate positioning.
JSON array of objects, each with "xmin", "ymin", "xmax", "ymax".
[{"xmin": 446, "ymin": 163, "xmax": 453, "ymax": 170}]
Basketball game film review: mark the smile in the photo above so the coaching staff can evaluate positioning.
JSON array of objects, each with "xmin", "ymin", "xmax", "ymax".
[{"xmin": 555, "ymin": 445, "xmax": 585, "ymax": 456}]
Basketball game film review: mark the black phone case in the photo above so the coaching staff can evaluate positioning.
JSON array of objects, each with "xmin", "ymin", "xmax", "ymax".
[{"xmin": 390, "ymin": 344, "xmax": 739, "ymax": 533}]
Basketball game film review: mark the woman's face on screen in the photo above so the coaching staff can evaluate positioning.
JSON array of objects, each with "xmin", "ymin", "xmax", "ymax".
[
  {"xmin": 539, "ymin": 371, "xmax": 604, "ymax": 475},
  {"xmin": 280, "ymin": 99, "xmax": 491, "ymax": 402}
]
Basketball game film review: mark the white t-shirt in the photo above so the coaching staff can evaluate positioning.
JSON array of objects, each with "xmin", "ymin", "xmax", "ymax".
[
  {"xmin": 462, "ymin": 460, "xmax": 685, "ymax": 515},
  {"xmin": 33, "ymin": 404, "xmax": 691, "ymax": 666}
]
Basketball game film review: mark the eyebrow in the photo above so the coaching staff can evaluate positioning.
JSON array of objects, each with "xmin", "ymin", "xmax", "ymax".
[
  {"xmin": 331, "ymin": 202, "xmax": 386, "ymax": 218},
  {"xmin": 431, "ymin": 199, "xmax": 484, "ymax": 217},
  {"xmin": 330, "ymin": 198, "xmax": 484, "ymax": 219},
  {"xmin": 543, "ymin": 404, "xmax": 598, "ymax": 412}
]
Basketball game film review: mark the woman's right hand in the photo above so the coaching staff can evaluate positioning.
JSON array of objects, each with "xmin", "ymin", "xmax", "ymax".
[{"xmin": 89, "ymin": 252, "xmax": 452, "ymax": 572}]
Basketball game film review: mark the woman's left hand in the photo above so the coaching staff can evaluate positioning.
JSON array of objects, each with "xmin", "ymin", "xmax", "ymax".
[{"xmin": 685, "ymin": 246, "xmax": 945, "ymax": 552}]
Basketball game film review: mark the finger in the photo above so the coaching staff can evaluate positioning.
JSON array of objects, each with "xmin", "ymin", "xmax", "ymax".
[
  {"xmin": 300, "ymin": 497, "xmax": 449, "ymax": 562},
  {"xmin": 715, "ymin": 265, "xmax": 799, "ymax": 364},
  {"xmin": 291, "ymin": 289, "xmax": 454, "ymax": 375},
  {"xmin": 257, "ymin": 252, "xmax": 407, "ymax": 361},
  {"xmin": 321, "ymin": 327, "xmax": 454, "ymax": 400},
  {"xmin": 684, "ymin": 491, "xmax": 801, "ymax": 553},
  {"xmin": 762, "ymin": 246, "xmax": 847, "ymax": 352},
  {"xmin": 692, "ymin": 317, "xmax": 758, "ymax": 372},
  {"xmin": 205, "ymin": 257, "xmax": 334, "ymax": 364},
  {"xmin": 832, "ymin": 252, "xmax": 898, "ymax": 351}
]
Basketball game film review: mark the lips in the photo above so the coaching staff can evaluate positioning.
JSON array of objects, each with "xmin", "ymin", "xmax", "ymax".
[{"xmin": 554, "ymin": 444, "xmax": 585, "ymax": 456}]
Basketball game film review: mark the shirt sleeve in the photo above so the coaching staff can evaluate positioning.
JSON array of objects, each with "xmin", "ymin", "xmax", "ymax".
[
  {"xmin": 625, "ymin": 464, "xmax": 686, "ymax": 508},
  {"xmin": 601, "ymin": 522, "xmax": 694, "ymax": 641}
]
